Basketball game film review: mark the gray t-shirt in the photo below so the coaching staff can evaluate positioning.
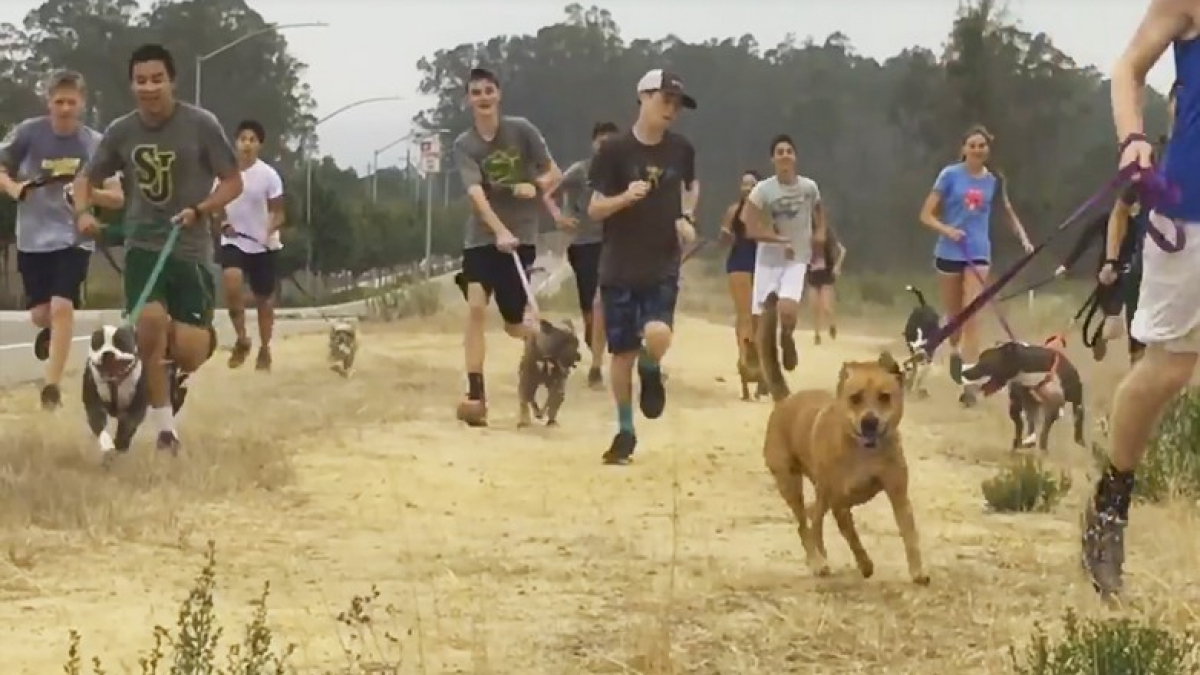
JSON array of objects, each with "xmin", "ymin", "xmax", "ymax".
[
  {"xmin": 747, "ymin": 174, "xmax": 821, "ymax": 267},
  {"xmin": 0, "ymin": 117, "xmax": 102, "ymax": 253},
  {"xmin": 84, "ymin": 103, "xmax": 238, "ymax": 262},
  {"xmin": 559, "ymin": 158, "xmax": 602, "ymax": 246},
  {"xmin": 453, "ymin": 116, "xmax": 554, "ymax": 249}
]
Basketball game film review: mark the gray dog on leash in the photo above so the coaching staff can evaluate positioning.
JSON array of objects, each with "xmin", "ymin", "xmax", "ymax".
[
  {"xmin": 961, "ymin": 340, "xmax": 1086, "ymax": 451},
  {"xmin": 518, "ymin": 319, "xmax": 582, "ymax": 427}
]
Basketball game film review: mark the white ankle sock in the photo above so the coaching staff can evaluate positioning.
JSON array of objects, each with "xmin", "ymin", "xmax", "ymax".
[{"xmin": 151, "ymin": 405, "xmax": 175, "ymax": 434}]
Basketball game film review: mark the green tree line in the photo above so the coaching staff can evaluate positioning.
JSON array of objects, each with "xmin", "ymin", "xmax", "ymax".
[{"xmin": 412, "ymin": 0, "xmax": 1170, "ymax": 274}]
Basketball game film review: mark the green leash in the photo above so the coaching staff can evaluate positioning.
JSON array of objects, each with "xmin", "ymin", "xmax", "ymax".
[{"xmin": 119, "ymin": 223, "xmax": 183, "ymax": 326}]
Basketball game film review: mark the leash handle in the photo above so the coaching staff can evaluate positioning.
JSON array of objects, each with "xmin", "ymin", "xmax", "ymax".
[{"xmin": 511, "ymin": 250, "xmax": 541, "ymax": 318}]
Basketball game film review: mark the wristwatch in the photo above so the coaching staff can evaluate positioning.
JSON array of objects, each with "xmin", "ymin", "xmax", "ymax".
[{"xmin": 680, "ymin": 212, "xmax": 695, "ymax": 225}]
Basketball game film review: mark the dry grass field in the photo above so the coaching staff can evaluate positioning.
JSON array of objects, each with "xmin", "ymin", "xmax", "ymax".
[{"xmin": 1, "ymin": 263, "xmax": 1198, "ymax": 674}]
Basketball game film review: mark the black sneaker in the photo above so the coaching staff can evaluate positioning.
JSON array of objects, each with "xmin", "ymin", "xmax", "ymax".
[
  {"xmin": 1082, "ymin": 501, "xmax": 1127, "ymax": 599},
  {"xmin": 638, "ymin": 366, "xmax": 666, "ymax": 419},
  {"xmin": 40, "ymin": 383, "xmax": 62, "ymax": 411},
  {"xmin": 602, "ymin": 431, "xmax": 637, "ymax": 465},
  {"xmin": 33, "ymin": 328, "xmax": 50, "ymax": 361},
  {"xmin": 781, "ymin": 332, "xmax": 798, "ymax": 371},
  {"xmin": 1092, "ymin": 337, "xmax": 1109, "ymax": 362},
  {"xmin": 587, "ymin": 366, "xmax": 603, "ymax": 389},
  {"xmin": 949, "ymin": 352, "xmax": 964, "ymax": 384},
  {"xmin": 829, "ymin": 324, "xmax": 838, "ymax": 340},
  {"xmin": 155, "ymin": 430, "xmax": 181, "ymax": 453}
]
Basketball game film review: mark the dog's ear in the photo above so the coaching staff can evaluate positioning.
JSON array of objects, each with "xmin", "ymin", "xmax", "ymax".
[{"xmin": 877, "ymin": 351, "xmax": 904, "ymax": 384}]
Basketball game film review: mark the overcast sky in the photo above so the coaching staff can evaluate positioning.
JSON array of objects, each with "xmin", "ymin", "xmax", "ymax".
[{"xmin": 1, "ymin": 0, "xmax": 1175, "ymax": 172}]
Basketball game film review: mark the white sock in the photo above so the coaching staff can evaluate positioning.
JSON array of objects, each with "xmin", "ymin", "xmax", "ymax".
[{"xmin": 151, "ymin": 405, "xmax": 175, "ymax": 435}]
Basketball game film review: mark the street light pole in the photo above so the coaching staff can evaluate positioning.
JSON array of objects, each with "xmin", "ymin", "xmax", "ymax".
[
  {"xmin": 194, "ymin": 21, "xmax": 328, "ymax": 106},
  {"xmin": 419, "ymin": 128, "xmax": 449, "ymax": 278},
  {"xmin": 370, "ymin": 132, "xmax": 418, "ymax": 204},
  {"xmin": 302, "ymin": 95, "xmax": 406, "ymax": 276}
]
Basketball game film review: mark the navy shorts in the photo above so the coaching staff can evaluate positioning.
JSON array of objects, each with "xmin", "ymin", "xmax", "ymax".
[
  {"xmin": 600, "ymin": 276, "xmax": 679, "ymax": 354},
  {"xmin": 18, "ymin": 247, "xmax": 91, "ymax": 309},
  {"xmin": 726, "ymin": 239, "xmax": 756, "ymax": 274}
]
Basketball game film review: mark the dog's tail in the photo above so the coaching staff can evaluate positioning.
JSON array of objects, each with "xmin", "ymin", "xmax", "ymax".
[
  {"xmin": 905, "ymin": 284, "xmax": 928, "ymax": 307},
  {"xmin": 758, "ymin": 293, "xmax": 790, "ymax": 402}
]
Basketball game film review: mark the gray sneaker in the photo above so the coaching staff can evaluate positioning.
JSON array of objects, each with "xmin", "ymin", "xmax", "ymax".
[{"xmin": 1081, "ymin": 500, "xmax": 1127, "ymax": 599}]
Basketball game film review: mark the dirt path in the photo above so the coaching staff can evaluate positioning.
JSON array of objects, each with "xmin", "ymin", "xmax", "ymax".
[{"xmin": 2, "ymin": 311, "xmax": 1198, "ymax": 674}]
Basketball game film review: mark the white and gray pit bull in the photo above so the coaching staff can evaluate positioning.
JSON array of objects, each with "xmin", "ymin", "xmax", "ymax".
[{"xmin": 961, "ymin": 339, "xmax": 1086, "ymax": 451}]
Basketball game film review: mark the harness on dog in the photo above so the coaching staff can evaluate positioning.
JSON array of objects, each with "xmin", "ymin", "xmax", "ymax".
[
  {"xmin": 906, "ymin": 163, "xmax": 1180, "ymax": 372},
  {"xmin": 1030, "ymin": 335, "xmax": 1066, "ymax": 403}
]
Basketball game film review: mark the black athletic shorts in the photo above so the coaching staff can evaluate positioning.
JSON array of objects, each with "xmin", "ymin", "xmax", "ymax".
[
  {"xmin": 17, "ymin": 247, "xmax": 91, "ymax": 309},
  {"xmin": 219, "ymin": 244, "xmax": 278, "ymax": 298},
  {"xmin": 934, "ymin": 257, "xmax": 990, "ymax": 274},
  {"xmin": 460, "ymin": 244, "xmax": 537, "ymax": 325},
  {"xmin": 566, "ymin": 241, "xmax": 601, "ymax": 312},
  {"xmin": 806, "ymin": 267, "xmax": 835, "ymax": 287}
]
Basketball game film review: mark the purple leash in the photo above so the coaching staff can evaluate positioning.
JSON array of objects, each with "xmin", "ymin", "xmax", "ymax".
[{"xmin": 917, "ymin": 162, "xmax": 1180, "ymax": 361}]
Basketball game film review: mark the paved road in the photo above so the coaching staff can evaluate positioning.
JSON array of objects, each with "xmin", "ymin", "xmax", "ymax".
[{"xmin": 0, "ymin": 311, "xmax": 332, "ymax": 387}]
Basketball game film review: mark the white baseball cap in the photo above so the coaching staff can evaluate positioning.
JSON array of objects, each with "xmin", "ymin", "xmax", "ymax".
[{"xmin": 636, "ymin": 69, "xmax": 697, "ymax": 109}]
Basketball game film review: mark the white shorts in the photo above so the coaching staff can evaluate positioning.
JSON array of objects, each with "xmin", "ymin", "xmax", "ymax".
[
  {"xmin": 1130, "ymin": 211, "xmax": 1200, "ymax": 353},
  {"xmin": 752, "ymin": 261, "xmax": 808, "ymax": 315}
]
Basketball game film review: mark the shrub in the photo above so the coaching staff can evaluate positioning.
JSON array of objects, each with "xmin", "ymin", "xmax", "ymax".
[
  {"xmin": 1137, "ymin": 387, "xmax": 1200, "ymax": 503},
  {"xmin": 982, "ymin": 456, "xmax": 1072, "ymax": 513},
  {"xmin": 1010, "ymin": 608, "xmax": 1199, "ymax": 675},
  {"xmin": 63, "ymin": 541, "xmax": 404, "ymax": 675}
]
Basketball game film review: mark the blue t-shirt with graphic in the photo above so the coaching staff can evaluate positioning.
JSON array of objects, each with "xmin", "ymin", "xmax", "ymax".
[{"xmin": 931, "ymin": 162, "xmax": 998, "ymax": 263}]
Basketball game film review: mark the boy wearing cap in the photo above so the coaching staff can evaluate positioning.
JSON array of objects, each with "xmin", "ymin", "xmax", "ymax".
[
  {"xmin": 451, "ymin": 66, "xmax": 562, "ymax": 428},
  {"xmin": 587, "ymin": 69, "xmax": 699, "ymax": 465}
]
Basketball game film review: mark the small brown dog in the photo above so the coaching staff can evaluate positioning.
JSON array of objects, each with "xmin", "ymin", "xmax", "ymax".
[
  {"xmin": 738, "ymin": 343, "xmax": 768, "ymax": 401},
  {"xmin": 328, "ymin": 320, "xmax": 359, "ymax": 378},
  {"xmin": 759, "ymin": 294, "xmax": 929, "ymax": 584}
]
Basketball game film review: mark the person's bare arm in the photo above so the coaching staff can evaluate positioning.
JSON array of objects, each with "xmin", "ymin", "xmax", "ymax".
[
  {"xmin": 0, "ymin": 122, "xmax": 32, "ymax": 200},
  {"xmin": 1003, "ymin": 191, "xmax": 1032, "ymax": 247},
  {"xmin": 197, "ymin": 114, "xmax": 243, "ymax": 215},
  {"xmin": 919, "ymin": 191, "xmax": 958, "ymax": 238},
  {"xmin": 681, "ymin": 179, "xmax": 699, "ymax": 218},
  {"xmin": 742, "ymin": 197, "xmax": 787, "ymax": 243},
  {"xmin": 718, "ymin": 202, "xmax": 738, "ymax": 243},
  {"xmin": 1112, "ymin": 0, "xmax": 1192, "ymax": 141},
  {"xmin": 1106, "ymin": 201, "xmax": 1132, "ymax": 263},
  {"xmin": 813, "ymin": 200, "xmax": 829, "ymax": 243},
  {"xmin": 89, "ymin": 175, "xmax": 124, "ymax": 209},
  {"xmin": 268, "ymin": 196, "xmax": 285, "ymax": 230},
  {"xmin": 833, "ymin": 242, "xmax": 847, "ymax": 272}
]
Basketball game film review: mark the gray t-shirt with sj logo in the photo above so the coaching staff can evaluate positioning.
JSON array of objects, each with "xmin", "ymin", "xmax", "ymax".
[
  {"xmin": 453, "ymin": 116, "xmax": 555, "ymax": 249},
  {"xmin": 0, "ymin": 117, "xmax": 102, "ymax": 253},
  {"xmin": 558, "ymin": 158, "xmax": 602, "ymax": 246},
  {"xmin": 84, "ymin": 102, "xmax": 238, "ymax": 262}
]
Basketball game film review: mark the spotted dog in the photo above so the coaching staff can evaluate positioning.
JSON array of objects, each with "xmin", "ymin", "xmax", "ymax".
[
  {"xmin": 901, "ymin": 285, "xmax": 941, "ymax": 398},
  {"xmin": 82, "ymin": 325, "xmax": 149, "ymax": 454},
  {"xmin": 328, "ymin": 320, "xmax": 359, "ymax": 377}
]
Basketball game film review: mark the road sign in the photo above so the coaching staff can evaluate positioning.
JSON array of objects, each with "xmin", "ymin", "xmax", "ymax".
[{"xmin": 419, "ymin": 135, "xmax": 441, "ymax": 174}]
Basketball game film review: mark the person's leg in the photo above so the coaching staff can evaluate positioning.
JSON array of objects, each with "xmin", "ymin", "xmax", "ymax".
[
  {"xmin": 41, "ymin": 248, "xmax": 92, "ymax": 408},
  {"xmin": 124, "ymin": 248, "xmax": 176, "ymax": 450},
  {"xmin": 600, "ymin": 285, "xmax": 640, "ymax": 464},
  {"xmin": 822, "ymin": 282, "xmax": 838, "ymax": 339},
  {"xmin": 807, "ymin": 275, "xmax": 825, "ymax": 344},
  {"xmin": 590, "ymin": 290, "xmax": 607, "ymax": 381},
  {"xmin": 635, "ymin": 275, "xmax": 680, "ymax": 420},
  {"xmin": 163, "ymin": 257, "xmax": 218, "ymax": 426},
  {"xmin": 956, "ymin": 264, "xmax": 990, "ymax": 406},
  {"xmin": 775, "ymin": 263, "xmax": 807, "ymax": 372},
  {"xmin": 569, "ymin": 243, "xmax": 604, "ymax": 386},
  {"xmin": 17, "ymin": 250, "xmax": 59, "ymax": 408},
  {"xmin": 219, "ymin": 245, "xmax": 252, "ymax": 368},
  {"xmin": 246, "ymin": 251, "xmax": 278, "ymax": 371},
  {"xmin": 934, "ymin": 258, "xmax": 966, "ymax": 380},
  {"xmin": 458, "ymin": 247, "xmax": 493, "ymax": 427},
  {"xmin": 728, "ymin": 271, "xmax": 756, "ymax": 369}
]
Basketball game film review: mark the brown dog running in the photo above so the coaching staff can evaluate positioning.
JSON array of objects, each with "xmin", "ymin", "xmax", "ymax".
[{"xmin": 759, "ymin": 294, "xmax": 930, "ymax": 584}]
